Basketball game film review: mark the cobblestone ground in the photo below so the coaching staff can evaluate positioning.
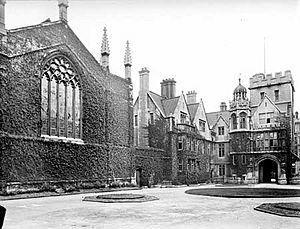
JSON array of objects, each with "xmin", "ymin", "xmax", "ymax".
[{"xmin": 1, "ymin": 184, "xmax": 300, "ymax": 229}]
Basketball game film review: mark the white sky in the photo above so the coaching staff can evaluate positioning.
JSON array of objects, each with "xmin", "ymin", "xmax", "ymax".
[{"xmin": 5, "ymin": 0, "xmax": 300, "ymax": 112}]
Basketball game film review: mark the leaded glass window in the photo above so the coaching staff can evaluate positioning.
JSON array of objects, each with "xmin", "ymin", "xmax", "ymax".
[{"xmin": 41, "ymin": 56, "xmax": 81, "ymax": 139}]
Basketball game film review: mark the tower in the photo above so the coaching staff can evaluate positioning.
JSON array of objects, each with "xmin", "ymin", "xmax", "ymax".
[
  {"xmin": 229, "ymin": 78, "xmax": 251, "ymax": 132},
  {"xmin": 124, "ymin": 40, "xmax": 132, "ymax": 80},
  {"xmin": 100, "ymin": 27, "xmax": 110, "ymax": 70},
  {"xmin": 229, "ymin": 78, "xmax": 252, "ymax": 180}
]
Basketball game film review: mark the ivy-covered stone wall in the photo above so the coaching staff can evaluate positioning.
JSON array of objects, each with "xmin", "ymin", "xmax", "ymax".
[
  {"xmin": 0, "ymin": 22, "xmax": 135, "ymax": 192},
  {"xmin": 133, "ymin": 147, "xmax": 171, "ymax": 186}
]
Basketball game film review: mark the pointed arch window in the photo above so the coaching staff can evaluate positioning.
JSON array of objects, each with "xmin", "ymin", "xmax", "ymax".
[
  {"xmin": 231, "ymin": 113, "xmax": 237, "ymax": 130},
  {"xmin": 41, "ymin": 56, "xmax": 82, "ymax": 140},
  {"xmin": 239, "ymin": 112, "xmax": 247, "ymax": 129}
]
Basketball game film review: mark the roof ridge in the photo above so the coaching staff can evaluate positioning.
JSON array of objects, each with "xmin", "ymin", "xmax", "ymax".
[
  {"xmin": 8, "ymin": 20, "xmax": 62, "ymax": 33},
  {"xmin": 149, "ymin": 91, "xmax": 163, "ymax": 98},
  {"xmin": 162, "ymin": 96, "xmax": 180, "ymax": 101}
]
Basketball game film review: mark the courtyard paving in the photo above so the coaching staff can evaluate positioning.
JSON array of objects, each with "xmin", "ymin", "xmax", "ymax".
[{"xmin": 1, "ymin": 184, "xmax": 300, "ymax": 229}]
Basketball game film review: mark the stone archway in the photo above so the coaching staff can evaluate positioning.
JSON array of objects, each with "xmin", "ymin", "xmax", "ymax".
[{"xmin": 258, "ymin": 159, "xmax": 279, "ymax": 183}]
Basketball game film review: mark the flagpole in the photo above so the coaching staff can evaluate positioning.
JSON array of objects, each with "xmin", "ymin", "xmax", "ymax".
[{"xmin": 263, "ymin": 36, "xmax": 266, "ymax": 75}]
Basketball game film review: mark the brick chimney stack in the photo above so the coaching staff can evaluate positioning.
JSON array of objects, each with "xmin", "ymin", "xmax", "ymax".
[
  {"xmin": 220, "ymin": 102, "xmax": 227, "ymax": 111},
  {"xmin": 0, "ymin": 0, "xmax": 6, "ymax": 36},
  {"xmin": 58, "ymin": 0, "xmax": 68, "ymax": 23},
  {"xmin": 161, "ymin": 78, "xmax": 176, "ymax": 99},
  {"xmin": 138, "ymin": 67, "xmax": 150, "ymax": 147},
  {"xmin": 186, "ymin": 91, "xmax": 197, "ymax": 104}
]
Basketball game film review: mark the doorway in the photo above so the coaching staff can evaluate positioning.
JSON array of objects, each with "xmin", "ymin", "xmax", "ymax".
[
  {"xmin": 136, "ymin": 168, "xmax": 142, "ymax": 187},
  {"xmin": 259, "ymin": 159, "xmax": 278, "ymax": 183}
]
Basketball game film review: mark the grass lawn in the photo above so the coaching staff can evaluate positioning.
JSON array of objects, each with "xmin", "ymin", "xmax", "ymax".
[{"xmin": 185, "ymin": 187, "xmax": 300, "ymax": 198}]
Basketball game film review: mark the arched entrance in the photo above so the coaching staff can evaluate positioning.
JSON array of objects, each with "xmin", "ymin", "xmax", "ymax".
[{"xmin": 258, "ymin": 159, "xmax": 278, "ymax": 183}]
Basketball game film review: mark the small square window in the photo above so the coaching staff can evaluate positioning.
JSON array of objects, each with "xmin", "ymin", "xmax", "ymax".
[{"xmin": 218, "ymin": 126, "xmax": 225, "ymax": 135}]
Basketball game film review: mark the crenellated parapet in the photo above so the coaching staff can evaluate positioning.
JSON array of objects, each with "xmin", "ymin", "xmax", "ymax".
[{"xmin": 249, "ymin": 70, "xmax": 293, "ymax": 89}]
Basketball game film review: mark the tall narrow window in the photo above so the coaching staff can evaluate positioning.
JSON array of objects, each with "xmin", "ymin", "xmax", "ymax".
[
  {"xmin": 239, "ymin": 112, "xmax": 247, "ymax": 129},
  {"xmin": 41, "ymin": 55, "xmax": 81, "ymax": 139},
  {"xmin": 219, "ymin": 164, "xmax": 225, "ymax": 176},
  {"xmin": 41, "ymin": 77, "xmax": 48, "ymax": 135},
  {"xmin": 242, "ymin": 155, "xmax": 246, "ymax": 164},
  {"xmin": 50, "ymin": 80, "xmax": 57, "ymax": 136},
  {"xmin": 260, "ymin": 92, "xmax": 265, "ymax": 100},
  {"xmin": 231, "ymin": 113, "xmax": 237, "ymax": 130},
  {"xmin": 150, "ymin": 113, "xmax": 154, "ymax": 124},
  {"xmin": 218, "ymin": 143, "xmax": 225, "ymax": 157},
  {"xmin": 178, "ymin": 136, "xmax": 183, "ymax": 150},
  {"xmin": 274, "ymin": 90, "xmax": 279, "ymax": 102},
  {"xmin": 178, "ymin": 159, "xmax": 183, "ymax": 172},
  {"xmin": 134, "ymin": 115, "xmax": 138, "ymax": 127}
]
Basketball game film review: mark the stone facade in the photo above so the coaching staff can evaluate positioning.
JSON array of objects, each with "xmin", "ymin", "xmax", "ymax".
[
  {"xmin": 133, "ymin": 71, "xmax": 212, "ymax": 184},
  {"xmin": 0, "ymin": 2, "xmax": 140, "ymax": 194},
  {"xmin": 208, "ymin": 73, "xmax": 299, "ymax": 184}
]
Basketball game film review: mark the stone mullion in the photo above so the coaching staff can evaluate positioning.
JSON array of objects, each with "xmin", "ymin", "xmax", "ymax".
[
  {"xmin": 56, "ymin": 81, "xmax": 60, "ymax": 137},
  {"xmin": 64, "ymin": 84, "xmax": 68, "ymax": 137},
  {"xmin": 79, "ymin": 89, "xmax": 83, "ymax": 139},
  {"xmin": 72, "ymin": 86, "xmax": 75, "ymax": 139},
  {"xmin": 47, "ymin": 79, "xmax": 51, "ymax": 135}
]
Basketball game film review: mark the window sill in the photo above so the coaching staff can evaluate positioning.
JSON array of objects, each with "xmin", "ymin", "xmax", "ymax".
[{"xmin": 41, "ymin": 135, "xmax": 84, "ymax": 144}]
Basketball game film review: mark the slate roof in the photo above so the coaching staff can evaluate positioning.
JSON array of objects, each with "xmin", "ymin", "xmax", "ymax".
[
  {"xmin": 0, "ymin": 19, "xmax": 128, "ymax": 88},
  {"xmin": 206, "ymin": 110, "xmax": 230, "ymax": 129},
  {"xmin": 162, "ymin": 96, "xmax": 180, "ymax": 116},
  {"xmin": 147, "ymin": 91, "xmax": 180, "ymax": 117},
  {"xmin": 187, "ymin": 103, "xmax": 199, "ymax": 122},
  {"xmin": 149, "ymin": 91, "xmax": 165, "ymax": 115}
]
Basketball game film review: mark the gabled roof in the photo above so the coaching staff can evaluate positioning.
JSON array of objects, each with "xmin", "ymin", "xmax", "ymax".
[
  {"xmin": 148, "ymin": 91, "xmax": 165, "ymax": 117},
  {"xmin": 254, "ymin": 94, "xmax": 282, "ymax": 114},
  {"xmin": 187, "ymin": 103, "xmax": 199, "ymax": 122},
  {"xmin": 206, "ymin": 110, "xmax": 230, "ymax": 129},
  {"xmin": 212, "ymin": 115, "xmax": 230, "ymax": 129},
  {"xmin": 1, "ymin": 19, "xmax": 130, "ymax": 89},
  {"xmin": 162, "ymin": 96, "xmax": 180, "ymax": 116}
]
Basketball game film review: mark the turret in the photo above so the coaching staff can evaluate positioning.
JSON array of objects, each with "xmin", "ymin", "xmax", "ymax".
[
  {"xmin": 58, "ymin": 0, "xmax": 68, "ymax": 23},
  {"xmin": 100, "ymin": 27, "xmax": 110, "ymax": 70},
  {"xmin": 124, "ymin": 40, "xmax": 132, "ymax": 80}
]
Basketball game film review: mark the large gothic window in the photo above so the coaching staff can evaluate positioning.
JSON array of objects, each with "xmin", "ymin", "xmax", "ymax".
[
  {"xmin": 231, "ymin": 113, "xmax": 237, "ymax": 130},
  {"xmin": 41, "ymin": 56, "xmax": 82, "ymax": 139}
]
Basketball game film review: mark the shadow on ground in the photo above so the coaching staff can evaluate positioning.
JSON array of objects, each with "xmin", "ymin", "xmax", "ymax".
[
  {"xmin": 185, "ymin": 187, "xmax": 300, "ymax": 198},
  {"xmin": 255, "ymin": 202, "xmax": 300, "ymax": 217}
]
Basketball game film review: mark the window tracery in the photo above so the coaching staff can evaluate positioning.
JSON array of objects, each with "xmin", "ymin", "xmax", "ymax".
[{"xmin": 41, "ymin": 56, "xmax": 81, "ymax": 139}]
